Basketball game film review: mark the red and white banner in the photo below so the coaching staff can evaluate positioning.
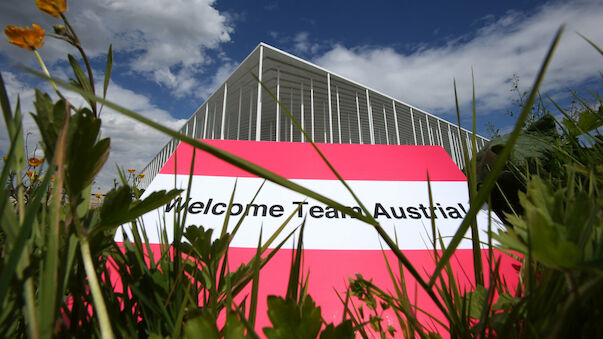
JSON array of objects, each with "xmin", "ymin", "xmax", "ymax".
[{"xmin": 116, "ymin": 140, "xmax": 513, "ymax": 328}]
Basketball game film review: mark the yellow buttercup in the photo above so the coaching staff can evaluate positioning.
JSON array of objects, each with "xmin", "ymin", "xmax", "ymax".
[
  {"xmin": 4, "ymin": 24, "xmax": 45, "ymax": 51},
  {"xmin": 35, "ymin": 0, "xmax": 67, "ymax": 18}
]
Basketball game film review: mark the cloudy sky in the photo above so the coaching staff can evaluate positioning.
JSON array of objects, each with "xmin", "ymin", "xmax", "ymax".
[{"xmin": 1, "ymin": 0, "xmax": 602, "ymax": 192}]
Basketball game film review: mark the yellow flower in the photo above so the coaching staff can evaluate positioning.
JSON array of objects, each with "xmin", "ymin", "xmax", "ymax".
[
  {"xmin": 26, "ymin": 170, "xmax": 35, "ymax": 178},
  {"xmin": 2, "ymin": 156, "xmax": 6, "ymax": 161},
  {"xmin": 35, "ymin": 0, "xmax": 67, "ymax": 18},
  {"xmin": 4, "ymin": 24, "xmax": 45, "ymax": 51},
  {"xmin": 94, "ymin": 193, "xmax": 103, "ymax": 199},
  {"xmin": 28, "ymin": 157, "xmax": 44, "ymax": 167},
  {"xmin": 127, "ymin": 169, "xmax": 136, "ymax": 174},
  {"xmin": 137, "ymin": 173, "xmax": 145, "ymax": 179}
]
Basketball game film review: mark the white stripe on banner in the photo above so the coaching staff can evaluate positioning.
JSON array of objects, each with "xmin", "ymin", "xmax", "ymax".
[{"xmin": 116, "ymin": 174, "xmax": 501, "ymax": 250}]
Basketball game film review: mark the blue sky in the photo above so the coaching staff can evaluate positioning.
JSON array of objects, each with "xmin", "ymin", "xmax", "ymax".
[{"xmin": 1, "ymin": 0, "xmax": 602, "ymax": 191}]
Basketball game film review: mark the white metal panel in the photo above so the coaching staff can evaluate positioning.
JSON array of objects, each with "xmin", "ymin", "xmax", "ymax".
[{"xmin": 255, "ymin": 45, "xmax": 264, "ymax": 141}]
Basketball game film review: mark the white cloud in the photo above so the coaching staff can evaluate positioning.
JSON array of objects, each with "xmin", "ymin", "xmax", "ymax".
[
  {"xmin": 293, "ymin": 32, "xmax": 321, "ymax": 55},
  {"xmin": 313, "ymin": 0, "xmax": 603, "ymax": 117},
  {"xmin": 0, "ymin": 0, "xmax": 233, "ymax": 98},
  {"xmin": 267, "ymin": 31, "xmax": 323, "ymax": 57},
  {"xmin": 264, "ymin": 2, "xmax": 279, "ymax": 11},
  {"xmin": 94, "ymin": 83, "xmax": 186, "ymax": 191},
  {"xmin": 0, "ymin": 0, "xmax": 226, "ymax": 192},
  {"xmin": 0, "ymin": 71, "xmax": 185, "ymax": 192}
]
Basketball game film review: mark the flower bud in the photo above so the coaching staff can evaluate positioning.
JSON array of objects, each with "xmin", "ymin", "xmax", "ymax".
[{"xmin": 53, "ymin": 24, "xmax": 67, "ymax": 36}]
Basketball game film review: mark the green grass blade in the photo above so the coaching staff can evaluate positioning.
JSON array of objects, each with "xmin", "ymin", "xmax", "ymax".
[
  {"xmin": 260, "ymin": 200, "xmax": 303, "ymax": 254},
  {"xmin": 169, "ymin": 146, "xmax": 196, "ymax": 284},
  {"xmin": 231, "ymin": 301, "xmax": 261, "ymax": 339},
  {"xmin": 454, "ymin": 74, "xmax": 484, "ymax": 287},
  {"xmin": 470, "ymin": 69, "xmax": 484, "ymax": 286},
  {"xmin": 221, "ymin": 179, "xmax": 237, "ymax": 238},
  {"xmin": 115, "ymin": 165, "xmax": 128, "ymax": 186},
  {"xmin": 453, "ymin": 79, "xmax": 470, "ymax": 172},
  {"xmin": 230, "ymin": 180, "xmax": 265, "ymax": 239},
  {"xmin": 577, "ymin": 32, "xmax": 603, "ymax": 55},
  {"xmin": 286, "ymin": 218, "xmax": 306, "ymax": 301},
  {"xmin": 429, "ymin": 25, "xmax": 565, "ymax": 286},
  {"xmin": 248, "ymin": 230, "xmax": 262, "ymax": 327},
  {"xmin": 228, "ymin": 226, "xmax": 299, "ymax": 298},
  {"xmin": 426, "ymin": 173, "xmax": 438, "ymax": 257},
  {"xmin": 100, "ymin": 44, "xmax": 113, "ymax": 116},
  {"xmin": 170, "ymin": 283, "xmax": 190, "ymax": 339}
]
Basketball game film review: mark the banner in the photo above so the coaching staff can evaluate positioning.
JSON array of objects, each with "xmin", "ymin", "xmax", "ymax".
[{"xmin": 117, "ymin": 140, "xmax": 509, "ymax": 327}]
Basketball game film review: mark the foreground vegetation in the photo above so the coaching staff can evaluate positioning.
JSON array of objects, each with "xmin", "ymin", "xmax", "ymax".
[{"xmin": 1, "ymin": 1, "xmax": 602, "ymax": 338}]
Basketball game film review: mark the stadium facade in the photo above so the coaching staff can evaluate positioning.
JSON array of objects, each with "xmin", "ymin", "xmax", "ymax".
[{"xmin": 139, "ymin": 43, "xmax": 488, "ymax": 188}]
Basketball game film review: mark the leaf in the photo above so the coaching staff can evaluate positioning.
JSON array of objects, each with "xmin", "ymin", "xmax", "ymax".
[
  {"xmin": 492, "ymin": 227, "xmax": 527, "ymax": 254},
  {"xmin": 183, "ymin": 311, "xmax": 220, "ymax": 339},
  {"xmin": 128, "ymin": 189, "xmax": 185, "ymax": 222},
  {"xmin": 493, "ymin": 293, "xmax": 519, "ymax": 312},
  {"xmin": 64, "ymin": 108, "xmax": 110, "ymax": 197},
  {"xmin": 263, "ymin": 296, "xmax": 322, "ymax": 339},
  {"xmin": 319, "ymin": 320, "xmax": 355, "ymax": 339},
  {"xmin": 529, "ymin": 214, "xmax": 580, "ymax": 268},
  {"xmin": 0, "ymin": 73, "xmax": 18, "ymax": 138},
  {"xmin": 183, "ymin": 225, "xmax": 214, "ymax": 262},
  {"xmin": 562, "ymin": 108, "xmax": 603, "ymax": 138},
  {"xmin": 481, "ymin": 132, "xmax": 555, "ymax": 168},
  {"xmin": 465, "ymin": 286, "xmax": 488, "ymax": 320},
  {"xmin": 103, "ymin": 45, "xmax": 113, "ymax": 100},
  {"xmin": 31, "ymin": 93, "xmax": 66, "ymax": 162},
  {"xmin": 96, "ymin": 186, "xmax": 182, "ymax": 233},
  {"xmin": 68, "ymin": 54, "xmax": 94, "ymax": 108},
  {"xmin": 507, "ymin": 177, "xmax": 582, "ymax": 269},
  {"xmin": 223, "ymin": 311, "xmax": 247, "ymax": 339}
]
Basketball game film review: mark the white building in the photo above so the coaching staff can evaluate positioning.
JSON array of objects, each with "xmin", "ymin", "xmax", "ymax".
[{"xmin": 140, "ymin": 43, "xmax": 488, "ymax": 187}]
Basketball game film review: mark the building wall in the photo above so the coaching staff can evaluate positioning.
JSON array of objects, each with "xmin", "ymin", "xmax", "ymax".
[{"xmin": 139, "ymin": 44, "xmax": 488, "ymax": 188}]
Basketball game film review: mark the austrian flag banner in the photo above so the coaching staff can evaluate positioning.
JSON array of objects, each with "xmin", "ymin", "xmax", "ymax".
[{"xmin": 117, "ymin": 139, "xmax": 506, "ymax": 327}]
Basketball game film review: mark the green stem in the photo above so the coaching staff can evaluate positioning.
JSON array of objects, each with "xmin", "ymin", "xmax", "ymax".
[
  {"xmin": 79, "ymin": 235, "xmax": 114, "ymax": 339},
  {"xmin": 23, "ymin": 272, "xmax": 40, "ymax": 339},
  {"xmin": 17, "ymin": 241, "xmax": 40, "ymax": 339},
  {"xmin": 33, "ymin": 50, "xmax": 61, "ymax": 98},
  {"xmin": 71, "ymin": 206, "xmax": 114, "ymax": 339}
]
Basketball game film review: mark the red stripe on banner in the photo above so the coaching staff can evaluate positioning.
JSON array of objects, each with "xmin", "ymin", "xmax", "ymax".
[
  {"xmin": 158, "ymin": 140, "xmax": 466, "ymax": 181},
  {"xmin": 113, "ymin": 244, "xmax": 518, "ymax": 334}
]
